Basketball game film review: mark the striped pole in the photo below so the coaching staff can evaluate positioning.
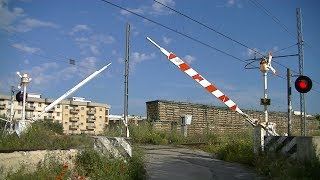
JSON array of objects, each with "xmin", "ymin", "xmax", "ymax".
[{"xmin": 146, "ymin": 37, "xmax": 257, "ymax": 126}]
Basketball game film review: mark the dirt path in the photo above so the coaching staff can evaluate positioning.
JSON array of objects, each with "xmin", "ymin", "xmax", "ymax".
[{"xmin": 142, "ymin": 145, "xmax": 264, "ymax": 180}]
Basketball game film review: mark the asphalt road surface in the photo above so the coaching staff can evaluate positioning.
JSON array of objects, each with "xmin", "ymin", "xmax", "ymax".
[{"xmin": 142, "ymin": 145, "xmax": 264, "ymax": 180}]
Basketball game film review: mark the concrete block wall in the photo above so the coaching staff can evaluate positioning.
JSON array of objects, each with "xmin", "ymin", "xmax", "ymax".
[{"xmin": 146, "ymin": 100, "xmax": 319, "ymax": 135}]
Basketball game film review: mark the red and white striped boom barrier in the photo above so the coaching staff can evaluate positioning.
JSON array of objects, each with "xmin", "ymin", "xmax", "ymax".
[{"xmin": 146, "ymin": 37, "xmax": 259, "ymax": 127}]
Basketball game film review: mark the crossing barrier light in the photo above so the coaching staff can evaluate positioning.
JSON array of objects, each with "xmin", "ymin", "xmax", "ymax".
[
  {"xmin": 295, "ymin": 75, "xmax": 312, "ymax": 93},
  {"xmin": 15, "ymin": 91, "xmax": 26, "ymax": 102}
]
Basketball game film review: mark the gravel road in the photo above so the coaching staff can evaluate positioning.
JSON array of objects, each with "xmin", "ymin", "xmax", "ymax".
[{"xmin": 142, "ymin": 145, "xmax": 264, "ymax": 180}]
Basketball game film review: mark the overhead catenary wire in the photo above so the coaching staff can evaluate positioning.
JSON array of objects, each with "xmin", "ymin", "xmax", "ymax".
[
  {"xmin": 99, "ymin": 0, "xmax": 258, "ymax": 67},
  {"xmin": 152, "ymin": 0, "xmax": 320, "ymax": 88},
  {"xmin": 153, "ymin": 0, "xmax": 265, "ymax": 57},
  {"xmin": 99, "ymin": 0, "xmax": 320, "ymax": 94},
  {"xmin": 1, "ymin": 28, "xmax": 101, "ymax": 73}
]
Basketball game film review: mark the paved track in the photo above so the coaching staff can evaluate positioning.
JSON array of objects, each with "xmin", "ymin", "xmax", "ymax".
[{"xmin": 142, "ymin": 145, "xmax": 264, "ymax": 180}]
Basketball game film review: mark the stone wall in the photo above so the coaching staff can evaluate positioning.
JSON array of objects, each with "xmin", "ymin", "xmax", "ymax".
[{"xmin": 146, "ymin": 100, "xmax": 319, "ymax": 135}]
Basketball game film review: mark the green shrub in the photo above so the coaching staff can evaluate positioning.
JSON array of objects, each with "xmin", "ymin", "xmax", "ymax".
[{"xmin": 0, "ymin": 122, "xmax": 92, "ymax": 150}]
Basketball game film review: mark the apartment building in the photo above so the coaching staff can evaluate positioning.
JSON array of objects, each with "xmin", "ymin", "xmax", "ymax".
[{"xmin": 0, "ymin": 94, "xmax": 110, "ymax": 135}]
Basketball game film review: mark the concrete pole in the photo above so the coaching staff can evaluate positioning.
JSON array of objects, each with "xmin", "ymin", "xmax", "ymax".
[
  {"xmin": 263, "ymin": 72, "xmax": 268, "ymax": 123},
  {"xmin": 287, "ymin": 68, "xmax": 292, "ymax": 136}
]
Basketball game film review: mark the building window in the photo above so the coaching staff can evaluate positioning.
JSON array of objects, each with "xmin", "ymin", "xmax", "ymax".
[
  {"xmin": 81, "ymin": 115, "xmax": 84, "ymax": 117},
  {"xmin": 57, "ymin": 112, "xmax": 60, "ymax": 117},
  {"xmin": 38, "ymin": 103, "xmax": 41, "ymax": 107},
  {"xmin": 100, "ymin": 108, "xmax": 102, "ymax": 111},
  {"xmin": 65, "ymin": 106, "xmax": 68, "ymax": 109},
  {"xmin": 18, "ymin": 110, "xmax": 21, "ymax": 114},
  {"xmin": 99, "ymin": 116, "xmax": 102, "ymax": 119},
  {"xmin": 57, "ymin": 104, "xmax": 60, "ymax": 108},
  {"xmin": 65, "ymin": 122, "xmax": 68, "ymax": 124},
  {"xmin": 81, "ymin": 107, "xmax": 84, "ymax": 110}
]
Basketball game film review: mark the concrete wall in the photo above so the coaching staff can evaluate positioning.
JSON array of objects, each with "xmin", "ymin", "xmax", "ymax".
[
  {"xmin": 0, "ymin": 149, "xmax": 78, "ymax": 177},
  {"xmin": 296, "ymin": 136, "xmax": 320, "ymax": 162},
  {"xmin": 146, "ymin": 100, "xmax": 319, "ymax": 135}
]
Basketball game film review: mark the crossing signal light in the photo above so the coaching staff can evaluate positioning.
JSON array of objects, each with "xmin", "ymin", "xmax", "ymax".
[
  {"xmin": 16, "ymin": 91, "xmax": 27, "ymax": 102},
  {"xmin": 295, "ymin": 75, "xmax": 312, "ymax": 93}
]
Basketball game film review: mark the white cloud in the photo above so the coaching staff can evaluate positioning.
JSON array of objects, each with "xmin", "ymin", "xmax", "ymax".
[
  {"xmin": 226, "ymin": 0, "xmax": 242, "ymax": 8},
  {"xmin": 247, "ymin": 48, "xmax": 259, "ymax": 57},
  {"xmin": 14, "ymin": 18, "xmax": 58, "ymax": 32},
  {"xmin": 131, "ymin": 52, "xmax": 155, "ymax": 64},
  {"xmin": 75, "ymin": 34, "xmax": 115, "ymax": 55},
  {"xmin": 163, "ymin": 36, "xmax": 171, "ymax": 45},
  {"xmin": 151, "ymin": 0, "xmax": 175, "ymax": 15},
  {"xmin": 24, "ymin": 59, "xmax": 29, "ymax": 64},
  {"xmin": 130, "ymin": 52, "xmax": 156, "ymax": 70},
  {"xmin": 24, "ymin": 62, "xmax": 59, "ymax": 86},
  {"xmin": 12, "ymin": 43, "xmax": 40, "ymax": 53},
  {"xmin": 70, "ymin": 24, "xmax": 91, "ymax": 35},
  {"xmin": 119, "ymin": 0, "xmax": 175, "ymax": 17},
  {"xmin": 184, "ymin": 55, "xmax": 196, "ymax": 64},
  {"xmin": 120, "ymin": 8, "xmax": 144, "ymax": 16},
  {"xmin": 0, "ymin": 0, "xmax": 25, "ymax": 29}
]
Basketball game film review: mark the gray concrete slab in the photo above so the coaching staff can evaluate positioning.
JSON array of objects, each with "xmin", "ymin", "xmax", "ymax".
[{"xmin": 142, "ymin": 145, "xmax": 264, "ymax": 180}]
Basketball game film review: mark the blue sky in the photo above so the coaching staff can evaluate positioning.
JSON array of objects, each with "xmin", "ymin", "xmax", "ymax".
[{"xmin": 0, "ymin": 0, "xmax": 319, "ymax": 116}]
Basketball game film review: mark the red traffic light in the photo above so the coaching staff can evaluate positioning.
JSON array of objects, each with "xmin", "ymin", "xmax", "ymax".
[{"xmin": 295, "ymin": 75, "xmax": 312, "ymax": 93}]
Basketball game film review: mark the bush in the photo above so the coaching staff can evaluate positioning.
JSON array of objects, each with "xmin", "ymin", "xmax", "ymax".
[
  {"xmin": 0, "ymin": 121, "xmax": 92, "ymax": 150},
  {"xmin": 75, "ymin": 148, "xmax": 146, "ymax": 180}
]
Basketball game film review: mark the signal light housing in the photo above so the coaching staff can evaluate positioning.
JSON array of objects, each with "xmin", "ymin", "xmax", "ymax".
[
  {"xmin": 16, "ymin": 91, "xmax": 27, "ymax": 102},
  {"xmin": 295, "ymin": 75, "xmax": 312, "ymax": 93}
]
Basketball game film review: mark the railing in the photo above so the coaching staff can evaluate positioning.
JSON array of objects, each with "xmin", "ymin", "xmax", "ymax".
[
  {"xmin": 87, "ymin": 109, "xmax": 96, "ymax": 115},
  {"xmin": 0, "ymin": 104, "xmax": 5, "ymax": 109},
  {"xmin": 70, "ymin": 108, "xmax": 79, "ymax": 114},
  {"xmin": 25, "ymin": 106, "xmax": 35, "ymax": 111},
  {"xmin": 87, "ymin": 116, "xmax": 96, "ymax": 123},
  {"xmin": 44, "ymin": 116, "xmax": 54, "ymax": 120},
  {"xmin": 69, "ymin": 124, "xmax": 79, "ymax": 130},
  {"xmin": 69, "ymin": 116, "xmax": 80, "ymax": 122},
  {"xmin": 86, "ymin": 124, "xmax": 96, "ymax": 130}
]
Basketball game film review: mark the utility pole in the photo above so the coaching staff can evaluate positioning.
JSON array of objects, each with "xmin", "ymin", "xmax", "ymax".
[
  {"xmin": 124, "ymin": 23, "xmax": 130, "ymax": 138},
  {"xmin": 8, "ymin": 86, "xmax": 15, "ymax": 132},
  {"xmin": 296, "ymin": 8, "xmax": 306, "ymax": 136},
  {"xmin": 287, "ymin": 68, "xmax": 292, "ymax": 136}
]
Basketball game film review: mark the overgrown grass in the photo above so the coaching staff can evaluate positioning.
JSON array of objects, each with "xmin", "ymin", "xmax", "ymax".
[
  {"xmin": 1, "ymin": 121, "xmax": 146, "ymax": 179},
  {"xmin": 130, "ymin": 122, "xmax": 320, "ymax": 179},
  {"xmin": 0, "ymin": 120, "xmax": 93, "ymax": 150},
  {"xmin": 3, "ymin": 147, "xmax": 146, "ymax": 180}
]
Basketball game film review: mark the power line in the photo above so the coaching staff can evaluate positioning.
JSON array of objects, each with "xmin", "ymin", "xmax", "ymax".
[
  {"xmin": 248, "ymin": 0, "xmax": 295, "ymax": 39},
  {"xmin": 99, "ymin": 0, "xmax": 258, "ymax": 67},
  {"xmin": 99, "ymin": 0, "xmax": 320, "ymax": 92},
  {"xmin": 1, "ymin": 28, "xmax": 102, "ymax": 72},
  {"xmin": 152, "ymin": 0, "xmax": 320, "ymax": 87},
  {"xmin": 153, "ymin": 0, "xmax": 265, "ymax": 57}
]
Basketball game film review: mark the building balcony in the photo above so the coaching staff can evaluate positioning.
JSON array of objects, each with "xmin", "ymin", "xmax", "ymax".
[
  {"xmin": 25, "ymin": 106, "xmax": 35, "ymax": 111},
  {"xmin": 47, "ymin": 107, "xmax": 55, "ymax": 112},
  {"xmin": 86, "ymin": 116, "xmax": 96, "ymax": 123},
  {"xmin": 0, "ymin": 104, "xmax": 5, "ymax": 110},
  {"xmin": 70, "ymin": 108, "xmax": 79, "ymax": 114},
  {"xmin": 69, "ymin": 124, "xmax": 79, "ymax": 130},
  {"xmin": 87, "ymin": 109, "xmax": 96, "ymax": 115},
  {"xmin": 86, "ymin": 124, "xmax": 96, "ymax": 130},
  {"xmin": 44, "ymin": 116, "xmax": 54, "ymax": 120},
  {"xmin": 70, "ymin": 116, "xmax": 79, "ymax": 122}
]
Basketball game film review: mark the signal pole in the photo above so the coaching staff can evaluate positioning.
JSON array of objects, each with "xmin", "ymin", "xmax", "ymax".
[
  {"xmin": 287, "ymin": 68, "xmax": 292, "ymax": 136},
  {"xmin": 296, "ymin": 8, "xmax": 306, "ymax": 136},
  {"xmin": 124, "ymin": 23, "xmax": 130, "ymax": 138}
]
